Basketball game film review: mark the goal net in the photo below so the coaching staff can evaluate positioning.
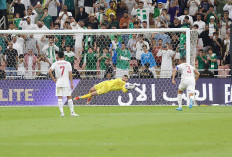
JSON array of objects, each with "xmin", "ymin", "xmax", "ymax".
[{"xmin": 0, "ymin": 28, "xmax": 198, "ymax": 106}]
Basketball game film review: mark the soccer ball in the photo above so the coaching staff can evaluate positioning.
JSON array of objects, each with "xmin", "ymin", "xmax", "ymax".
[{"xmin": 125, "ymin": 83, "xmax": 135, "ymax": 90}]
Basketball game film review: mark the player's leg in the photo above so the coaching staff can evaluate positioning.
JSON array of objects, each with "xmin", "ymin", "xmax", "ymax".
[
  {"xmin": 176, "ymin": 82, "xmax": 186, "ymax": 111},
  {"xmin": 58, "ymin": 96, "xmax": 64, "ymax": 116},
  {"xmin": 187, "ymin": 83, "xmax": 195, "ymax": 109},
  {"xmin": 74, "ymin": 86, "xmax": 97, "ymax": 100},
  {"xmin": 67, "ymin": 96, "xmax": 79, "ymax": 116}
]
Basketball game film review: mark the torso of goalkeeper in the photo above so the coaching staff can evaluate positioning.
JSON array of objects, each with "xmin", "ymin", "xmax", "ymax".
[{"xmin": 94, "ymin": 78, "xmax": 128, "ymax": 95}]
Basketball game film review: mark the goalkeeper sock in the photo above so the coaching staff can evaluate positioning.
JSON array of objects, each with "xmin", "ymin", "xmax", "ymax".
[
  {"xmin": 81, "ymin": 93, "xmax": 92, "ymax": 99},
  {"xmin": 68, "ymin": 99, "xmax": 74, "ymax": 113},
  {"xmin": 58, "ymin": 99, "xmax": 64, "ymax": 114},
  {"xmin": 177, "ymin": 94, "xmax": 182, "ymax": 108}
]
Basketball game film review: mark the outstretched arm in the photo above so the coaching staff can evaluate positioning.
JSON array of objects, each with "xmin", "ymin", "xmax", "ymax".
[{"xmin": 172, "ymin": 67, "xmax": 177, "ymax": 85}]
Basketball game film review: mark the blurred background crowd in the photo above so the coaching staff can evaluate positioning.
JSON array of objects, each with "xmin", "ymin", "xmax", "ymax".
[{"xmin": 0, "ymin": 0, "xmax": 231, "ymax": 79}]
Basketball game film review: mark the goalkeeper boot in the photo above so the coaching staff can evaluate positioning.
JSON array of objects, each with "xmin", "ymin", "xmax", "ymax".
[
  {"xmin": 86, "ymin": 97, "xmax": 92, "ymax": 105},
  {"xmin": 176, "ymin": 107, "xmax": 182, "ymax": 111},
  {"xmin": 189, "ymin": 98, "xmax": 193, "ymax": 109},
  {"xmin": 71, "ymin": 112, "xmax": 79, "ymax": 117},
  {"xmin": 74, "ymin": 96, "xmax": 80, "ymax": 101}
]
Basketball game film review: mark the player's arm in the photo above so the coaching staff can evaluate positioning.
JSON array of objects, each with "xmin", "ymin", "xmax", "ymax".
[
  {"xmin": 194, "ymin": 69, "xmax": 200, "ymax": 82},
  {"xmin": 172, "ymin": 67, "xmax": 178, "ymax": 85},
  {"xmin": 48, "ymin": 68, "xmax": 56, "ymax": 83}
]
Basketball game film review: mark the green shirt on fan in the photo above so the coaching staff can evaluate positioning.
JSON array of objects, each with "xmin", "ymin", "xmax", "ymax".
[
  {"xmin": 99, "ymin": 53, "xmax": 111, "ymax": 70},
  {"xmin": 84, "ymin": 52, "xmax": 98, "ymax": 70},
  {"xmin": 197, "ymin": 55, "xmax": 207, "ymax": 69},
  {"xmin": 116, "ymin": 48, "xmax": 131, "ymax": 70}
]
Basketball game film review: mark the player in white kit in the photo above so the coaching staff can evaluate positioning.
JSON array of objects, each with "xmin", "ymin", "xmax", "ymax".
[
  {"xmin": 49, "ymin": 51, "xmax": 78, "ymax": 116},
  {"xmin": 172, "ymin": 57, "xmax": 200, "ymax": 111}
]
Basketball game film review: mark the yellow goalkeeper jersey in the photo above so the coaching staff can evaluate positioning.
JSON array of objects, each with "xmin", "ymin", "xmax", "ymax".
[{"xmin": 94, "ymin": 78, "xmax": 128, "ymax": 95}]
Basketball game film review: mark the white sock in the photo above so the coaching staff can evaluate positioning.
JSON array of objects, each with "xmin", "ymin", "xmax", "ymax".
[
  {"xmin": 177, "ymin": 94, "xmax": 182, "ymax": 108},
  {"xmin": 68, "ymin": 99, "xmax": 74, "ymax": 113},
  {"xmin": 58, "ymin": 99, "xmax": 64, "ymax": 114}
]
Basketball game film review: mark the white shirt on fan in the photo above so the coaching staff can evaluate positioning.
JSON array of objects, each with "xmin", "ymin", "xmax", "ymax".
[
  {"xmin": 50, "ymin": 60, "xmax": 72, "ymax": 88},
  {"xmin": 176, "ymin": 63, "xmax": 195, "ymax": 80}
]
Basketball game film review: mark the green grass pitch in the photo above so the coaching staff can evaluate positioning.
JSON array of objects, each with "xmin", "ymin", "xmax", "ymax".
[{"xmin": 0, "ymin": 106, "xmax": 232, "ymax": 157}]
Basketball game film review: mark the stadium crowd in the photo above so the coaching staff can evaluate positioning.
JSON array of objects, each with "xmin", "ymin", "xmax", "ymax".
[{"xmin": 0, "ymin": 0, "xmax": 231, "ymax": 79}]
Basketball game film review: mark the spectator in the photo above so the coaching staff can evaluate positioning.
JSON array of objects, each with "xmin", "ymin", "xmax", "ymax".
[
  {"xmin": 208, "ymin": 16, "xmax": 217, "ymax": 36},
  {"xmin": 39, "ymin": 8, "xmax": 53, "ymax": 29},
  {"xmin": 96, "ymin": 7, "xmax": 105, "ymax": 25},
  {"xmin": 207, "ymin": 48, "xmax": 218, "ymax": 75},
  {"xmin": 155, "ymin": 9, "xmax": 170, "ymax": 28},
  {"xmin": 12, "ymin": 35, "xmax": 24, "ymax": 56},
  {"xmin": 12, "ymin": 0, "xmax": 26, "ymax": 18},
  {"xmin": 199, "ymin": 63, "xmax": 214, "ymax": 78},
  {"xmin": 223, "ymin": 33, "xmax": 230, "ymax": 66},
  {"xmin": 85, "ymin": 14, "xmax": 99, "ymax": 29},
  {"xmin": 182, "ymin": 16, "xmax": 191, "ymax": 28},
  {"xmin": 176, "ymin": 8, "xmax": 193, "ymax": 26},
  {"xmin": 21, "ymin": 0, "xmax": 31, "ymax": 10},
  {"xmin": 131, "ymin": 1, "xmax": 153, "ymax": 28},
  {"xmin": 31, "ymin": 1, "xmax": 42, "ymax": 7},
  {"xmin": 83, "ymin": 25, "xmax": 97, "ymax": 51},
  {"xmin": 64, "ymin": 45, "xmax": 76, "ymax": 68},
  {"xmin": 124, "ymin": 0, "xmax": 136, "ymax": 16},
  {"xmin": 24, "ymin": 49, "xmax": 37, "ymax": 79},
  {"xmin": 34, "ymin": 2, "xmax": 43, "ymax": 24},
  {"xmin": 153, "ymin": 29, "xmax": 171, "ymax": 46},
  {"xmin": 127, "ymin": 34, "xmax": 137, "ymax": 58},
  {"xmin": 0, "ymin": 0, "xmax": 8, "ymax": 29},
  {"xmin": 107, "ymin": 13, "xmax": 119, "ymax": 29},
  {"xmin": 152, "ymin": 39, "xmax": 163, "ymax": 67},
  {"xmin": 17, "ymin": 54, "xmax": 26, "ymax": 79},
  {"xmin": 141, "ymin": 44, "xmax": 157, "ymax": 78},
  {"xmin": 42, "ymin": 37, "xmax": 59, "ymax": 64},
  {"xmin": 26, "ymin": 7, "xmax": 38, "ymax": 24},
  {"xmin": 45, "ymin": 0, "xmax": 60, "ymax": 22},
  {"xmin": 199, "ymin": 24, "xmax": 211, "ymax": 52},
  {"xmin": 133, "ymin": 34, "xmax": 149, "ymax": 66},
  {"xmin": 76, "ymin": 6, "xmax": 89, "ymax": 22},
  {"xmin": 2, "ymin": 42, "xmax": 18, "ymax": 79},
  {"xmin": 36, "ymin": 54, "xmax": 51, "ymax": 79},
  {"xmin": 169, "ymin": 17, "xmax": 181, "ymax": 28},
  {"xmin": 154, "ymin": 2, "xmax": 165, "ymax": 19},
  {"xmin": 98, "ymin": 47, "xmax": 111, "ymax": 71},
  {"xmin": 219, "ymin": 11, "xmax": 231, "ymax": 40},
  {"xmin": 59, "ymin": 5, "xmax": 72, "ymax": 29},
  {"xmin": 193, "ymin": 13, "xmax": 206, "ymax": 34},
  {"xmin": 211, "ymin": 32, "xmax": 222, "ymax": 60},
  {"xmin": 157, "ymin": 44, "xmax": 174, "ymax": 78},
  {"xmin": 64, "ymin": 0, "xmax": 76, "ymax": 17},
  {"xmin": 205, "ymin": 4, "xmax": 219, "ymax": 23},
  {"xmin": 168, "ymin": 0, "xmax": 181, "ymax": 23},
  {"xmin": 104, "ymin": 59, "xmax": 114, "ymax": 79},
  {"xmin": 110, "ymin": 35, "xmax": 121, "ymax": 66},
  {"xmin": 19, "ymin": 17, "xmax": 36, "ymax": 30},
  {"xmin": 14, "ymin": 13, "xmax": 22, "ymax": 30},
  {"xmin": 106, "ymin": 1, "xmax": 116, "ymax": 20},
  {"xmin": 187, "ymin": 0, "xmax": 200, "ymax": 16},
  {"xmin": 116, "ymin": 1, "xmax": 128, "ymax": 21},
  {"xmin": 115, "ymin": 42, "xmax": 131, "ymax": 78},
  {"xmin": 140, "ymin": 63, "xmax": 154, "ymax": 79},
  {"xmin": 119, "ymin": 10, "xmax": 130, "ymax": 29},
  {"xmin": 25, "ymin": 34, "xmax": 40, "ymax": 56},
  {"xmin": 196, "ymin": 49, "xmax": 207, "ymax": 70},
  {"xmin": 95, "ymin": 0, "xmax": 107, "ymax": 13},
  {"xmin": 84, "ymin": 0, "xmax": 95, "ymax": 14},
  {"xmin": 223, "ymin": 1, "xmax": 232, "ymax": 20},
  {"xmin": 82, "ymin": 47, "xmax": 98, "ymax": 77}
]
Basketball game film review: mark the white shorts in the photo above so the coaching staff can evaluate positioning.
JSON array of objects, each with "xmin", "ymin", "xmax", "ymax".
[
  {"xmin": 178, "ymin": 79, "xmax": 195, "ymax": 93},
  {"xmin": 56, "ymin": 87, "xmax": 71, "ymax": 96}
]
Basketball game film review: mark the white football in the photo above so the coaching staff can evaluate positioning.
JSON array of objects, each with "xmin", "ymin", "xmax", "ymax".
[{"xmin": 125, "ymin": 83, "xmax": 135, "ymax": 90}]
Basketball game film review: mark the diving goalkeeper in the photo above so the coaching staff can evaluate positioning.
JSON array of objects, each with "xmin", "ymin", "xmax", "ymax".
[{"xmin": 74, "ymin": 75, "xmax": 135, "ymax": 104}]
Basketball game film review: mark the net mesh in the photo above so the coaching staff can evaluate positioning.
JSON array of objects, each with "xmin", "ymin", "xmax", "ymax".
[{"xmin": 0, "ymin": 29, "xmax": 198, "ymax": 106}]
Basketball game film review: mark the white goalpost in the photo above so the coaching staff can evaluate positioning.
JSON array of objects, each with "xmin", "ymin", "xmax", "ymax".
[{"xmin": 0, "ymin": 28, "xmax": 198, "ymax": 106}]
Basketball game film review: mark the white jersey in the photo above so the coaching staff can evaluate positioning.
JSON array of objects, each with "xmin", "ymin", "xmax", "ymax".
[
  {"xmin": 50, "ymin": 60, "xmax": 72, "ymax": 88},
  {"xmin": 176, "ymin": 63, "xmax": 195, "ymax": 80}
]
